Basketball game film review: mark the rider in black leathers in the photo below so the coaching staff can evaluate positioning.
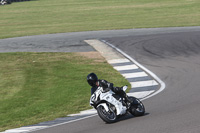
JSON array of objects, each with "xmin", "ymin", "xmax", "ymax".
[{"xmin": 87, "ymin": 73, "xmax": 131, "ymax": 103}]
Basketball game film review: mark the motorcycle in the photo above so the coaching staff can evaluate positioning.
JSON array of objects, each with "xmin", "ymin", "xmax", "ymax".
[
  {"xmin": 0, "ymin": 0, "xmax": 11, "ymax": 5},
  {"xmin": 90, "ymin": 85, "xmax": 145, "ymax": 123}
]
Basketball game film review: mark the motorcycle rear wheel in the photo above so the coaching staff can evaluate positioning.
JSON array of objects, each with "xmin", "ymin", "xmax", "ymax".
[{"xmin": 97, "ymin": 105, "xmax": 117, "ymax": 123}]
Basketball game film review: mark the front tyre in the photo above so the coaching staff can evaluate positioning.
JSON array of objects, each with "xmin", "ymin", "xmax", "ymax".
[
  {"xmin": 97, "ymin": 105, "xmax": 117, "ymax": 123},
  {"xmin": 129, "ymin": 97, "xmax": 145, "ymax": 116}
]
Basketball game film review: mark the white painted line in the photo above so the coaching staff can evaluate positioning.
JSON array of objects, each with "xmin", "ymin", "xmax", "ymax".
[
  {"xmin": 108, "ymin": 59, "xmax": 130, "ymax": 64},
  {"xmin": 114, "ymin": 64, "xmax": 138, "ymax": 71},
  {"xmin": 122, "ymin": 72, "xmax": 148, "ymax": 78},
  {"xmin": 102, "ymin": 40, "xmax": 166, "ymax": 101},
  {"xmin": 3, "ymin": 115, "xmax": 98, "ymax": 133},
  {"xmin": 3, "ymin": 130, "xmax": 28, "ymax": 132},
  {"xmin": 130, "ymin": 80, "xmax": 158, "ymax": 88},
  {"xmin": 68, "ymin": 109, "xmax": 97, "ymax": 116},
  {"xmin": 3, "ymin": 126, "xmax": 48, "ymax": 133},
  {"xmin": 26, "ymin": 114, "xmax": 98, "ymax": 133},
  {"xmin": 127, "ymin": 90, "xmax": 155, "ymax": 99},
  {"xmin": 4, "ymin": 129, "xmax": 29, "ymax": 132}
]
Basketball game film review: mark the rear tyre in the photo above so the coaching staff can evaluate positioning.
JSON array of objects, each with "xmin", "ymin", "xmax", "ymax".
[
  {"xmin": 97, "ymin": 105, "xmax": 117, "ymax": 123},
  {"xmin": 129, "ymin": 97, "xmax": 145, "ymax": 116}
]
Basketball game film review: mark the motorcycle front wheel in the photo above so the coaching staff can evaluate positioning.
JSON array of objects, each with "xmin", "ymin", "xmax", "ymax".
[
  {"xmin": 129, "ymin": 97, "xmax": 145, "ymax": 116},
  {"xmin": 97, "ymin": 104, "xmax": 117, "ymax": 123}
]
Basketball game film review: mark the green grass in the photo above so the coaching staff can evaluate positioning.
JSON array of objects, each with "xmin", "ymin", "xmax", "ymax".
[
  {"xmin": 0, "ymin": 0, "xmax": 200, "ymax": 39},
  {"xmin": 0, "ymin": 52, "xmax": 130, "ymax": 131}
]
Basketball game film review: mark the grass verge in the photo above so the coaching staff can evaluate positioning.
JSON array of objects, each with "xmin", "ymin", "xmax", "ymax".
[
  {"xmin": 0, "ymin": 0, "xmax": 200, "ymax": 39},
  {"xmin": 0, "ymin": 52, "xmax": 130, "ymax": 131}
]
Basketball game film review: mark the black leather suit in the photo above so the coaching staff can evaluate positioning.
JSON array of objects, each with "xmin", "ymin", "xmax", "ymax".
[{"xmin": 91, "ymin": 79, "xmax": 124, "ymax": 96}]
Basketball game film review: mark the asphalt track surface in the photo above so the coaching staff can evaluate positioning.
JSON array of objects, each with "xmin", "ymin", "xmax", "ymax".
[{"xmin": 1, "ymin": 27, "xmax": 200, "ymax": 133}]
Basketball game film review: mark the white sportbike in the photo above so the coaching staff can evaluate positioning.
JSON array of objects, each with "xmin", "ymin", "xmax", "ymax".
[{"xmin": 90, "ymin": 86, "xmax": 145, "ymax": 123}]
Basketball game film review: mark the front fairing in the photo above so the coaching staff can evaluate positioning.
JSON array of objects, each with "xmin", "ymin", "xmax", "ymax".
[
  {"xmin": 90, "ymin": 87, "xmax": 103, "ymax": 107},
  {"xmin": 90, "ymin": 87, "xmax": 114, "ymax": 107},
  {"xmin": 90, "ymin": 87, "xmax": 127, "ymax": 115}
]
